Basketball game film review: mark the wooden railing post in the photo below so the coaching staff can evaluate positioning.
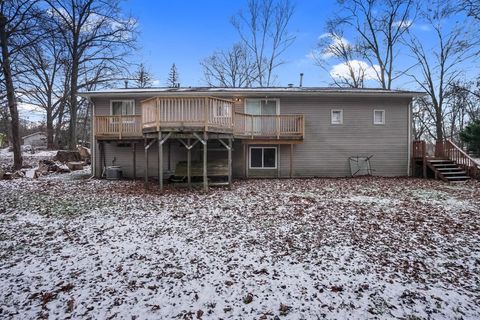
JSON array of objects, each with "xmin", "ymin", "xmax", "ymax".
[
  {"xmin": 119, "ymin": 116, "xmax": 123, "ymax": 139},
  {"xmin": 204, "ymin": 97, "xmax": 209, "ymax": 131},
  {"xmin": 276, "ymin": 115, "xmax": 280, "ymax": 139},
  {"xmin": 251, "ymin": 115, "xmax": 254, "ymax": 138},
  {"xmin": 156, "ymin": 98, "xmax": 160, "ymax": 131},
  {"xmin": 422, "ymin": 140, "xmax": 426, "ymax": 178}
]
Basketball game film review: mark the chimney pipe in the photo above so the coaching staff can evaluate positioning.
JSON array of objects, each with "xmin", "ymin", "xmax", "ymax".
[
  {"xmin": 124, "ymin": 80, "xmax": 128, "ymax": 89},
  {"xmin": 299, "ymin": 73, "xmax": 304, "ymax": 87}
]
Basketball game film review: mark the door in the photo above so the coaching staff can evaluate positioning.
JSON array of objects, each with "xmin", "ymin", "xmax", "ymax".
[{"xmin": 245, "ymin": 99, "xmax": 278, "ymax": 135}]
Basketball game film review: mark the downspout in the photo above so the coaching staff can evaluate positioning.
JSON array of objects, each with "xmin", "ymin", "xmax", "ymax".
[
  {"xmin": 88, "ymin": 96, "xmax": 96, "ymax": 179},
  {"xmin": 407, "ymin": 99, "xmax": 412, "ymax": 176}
]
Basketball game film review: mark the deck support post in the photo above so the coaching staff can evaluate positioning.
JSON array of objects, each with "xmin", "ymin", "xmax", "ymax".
[
  {"xmin": 167, "ymin": 142, "xmax": 171, "ymax": 171},
  {"xmin": 144, "ymin": 138, "xmax": 157, "ymax": 189},
  {"xmin": 290, "ymin": 143, "xmax": 293, "ymax": 178},
  {"xmin": 187, "ymin": 138, "xmax": 191, "ymax": 187},
  {"xmin": 158, "ymin": 132, "xmax": 163, "ymax": 190},
  {"xmin": 193, "ymin": 132, "xmax": 208, "ymax": 192},
  {"xmin": 144, "ymin": 139, "xmax": 149, "ymax": 188},
  {"xmin": 228, "ymin": 139, "xmax": 232, "ymax": 186},
  {"xmin": 133, "ymin": 142, "xmax": 136, "ymax": 179},
  {"xmin": 203, "ymin": 135, "xmax": 208, "ymax": 192},
  {"xmin": 158, "ymin": 132, "xmax": 172, "ymax": 191},
  {"xmin": 179, "ymin": 138, "xmax": 200, "ymax": 188}
]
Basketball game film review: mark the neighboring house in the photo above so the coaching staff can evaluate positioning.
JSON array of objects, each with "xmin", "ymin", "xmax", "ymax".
[
  {"xmin": 22, "ymin": 132, "xmax": 47, "ymax": 148},
  {"xmin": 79, "ymin": 87, "xmax": 423, "ymax": 190}
]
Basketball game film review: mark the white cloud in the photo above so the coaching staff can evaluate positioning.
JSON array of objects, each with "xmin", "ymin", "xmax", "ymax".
[
  {"xmin": 152, "ymin": 80, "xmax": 160, "ymax": 86},
  {"xmin": 330, "ymin": 60, "xmax": 380, "ymax": 81},
  {"xmin": 316, "ymin": 33, "xmax": 352, "ymax": 60},
  {"xmin": 392, "ymin": 19, "xmax": 413, "ymax": 29},
  {"xmin": 18, "ymin": 103, "xmax": 42, "ymax": 113},
  {"xmin": 17, "ymin": 103, "xmax": 44, "ymax": 121}
]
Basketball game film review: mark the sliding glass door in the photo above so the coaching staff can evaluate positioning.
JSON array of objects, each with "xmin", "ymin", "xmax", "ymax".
[{"xmin": 245, "ymin": 99, "xmax": 278, "ymax": 134}]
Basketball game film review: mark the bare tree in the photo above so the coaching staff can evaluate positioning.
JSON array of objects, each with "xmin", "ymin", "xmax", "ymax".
[
  {"xmin": 134, "ymin": 63, "xmax": 153, "ymax": 88},
  {"xmin": 232, "ymin": 0, "xmax": 295, "ymax": 87},
  {"xmin": 404, "ymin": 2, "xmax": 477, "ymax": 141},
  {"xmin": 460, "ymin": 0, "xmax": 480, "ymax": 20},
  {"xmin": 18, "ymin": 15, "xmax": 66, "ymax": 149},
  {"xmin": 167, "ymin": 63, "xmax": 179, "ymax": 87},
  {"xmin": 45, "ymin": 0, "xmax": 137, "ymax": 149},
  {"xmin": 313, "ymin": 30, "xmax": 370, "ymax": 88},
  {"xmin": 0, "ymin": 0, "xmax": 41, "ymax": 169},
  {"xmin": 328, "ymin": 0, "xmax": 416, "ymax": 89},
  {"xmin": 201, "ymin": 43, "xmax": 258, "ymax": 87}
]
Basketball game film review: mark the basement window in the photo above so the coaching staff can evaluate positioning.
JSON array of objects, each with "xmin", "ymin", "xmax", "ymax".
[{"xmin": 249, "ymin": 147, "xmax": 277, "ymax": 169}]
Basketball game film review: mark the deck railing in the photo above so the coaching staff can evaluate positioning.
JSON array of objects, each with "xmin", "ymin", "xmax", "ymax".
[
  {"xmin": 436, "ymin": 139, "xmax": 479, "ymax": 179},
  {"xmin": 412, "ymin": 140, "xmax": 426, "ymax": 159},
  {"xmin": 95, "ymin": 115, "xmax": 142, "ymax": 139},
  {"xmin": 234, "ymin": 113, "xmax": 304, "ymax": 138},
  {"xmin": 95, "ymin": 97, "xmax": 305, "ymax": 140},
  {"xmin": 142, "ymin": 97, "xmax": 234, "ymax": 131}
]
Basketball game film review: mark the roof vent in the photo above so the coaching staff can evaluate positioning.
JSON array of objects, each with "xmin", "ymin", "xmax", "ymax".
[
  {"xmin": 288, "ymin": 83, "xmax": 294, "ymax": 88},
  {"xmin": 299, "ymin": 73, "xmax": 304, "ymax": 87}
]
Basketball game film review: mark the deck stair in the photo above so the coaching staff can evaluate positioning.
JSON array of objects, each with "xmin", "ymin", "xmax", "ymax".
[{"xmin": 426, "ymin": 158, "xmax": 470, "ymax": 183}]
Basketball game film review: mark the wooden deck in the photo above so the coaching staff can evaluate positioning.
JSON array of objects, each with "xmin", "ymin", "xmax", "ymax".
[
  {"xmin": 412, "ymin": 140, "xmax": 479, "ymax": 182},
  {"xmin": 94, "ymin": 97, "xmax": 304, "ymax": 140},
  {"xmin": 95, "ymin": 115, "xmax": 143, "ymax": 140}
]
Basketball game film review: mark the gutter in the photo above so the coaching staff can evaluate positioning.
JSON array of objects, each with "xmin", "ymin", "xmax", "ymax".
[{"xmin": 78, "ymin": 90, "xmax": 426, "ymax": 100}]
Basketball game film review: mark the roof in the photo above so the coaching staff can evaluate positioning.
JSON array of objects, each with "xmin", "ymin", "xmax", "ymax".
[
  {"xmin": 78, "ymin": 86, "xmax": 425, "ymax": 98},
  {"xmin": 22, "ymin": 132, "xmax": 47, "ymax": 139}
]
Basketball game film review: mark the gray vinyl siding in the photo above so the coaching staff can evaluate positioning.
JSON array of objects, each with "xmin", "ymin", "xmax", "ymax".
[
  {"xmin": 278, "ymin": 96, "xmax": 409, "ymax": 177},
  {"xmin": 91, "ymin": 95, "xmax": 411, "ymax": 179}
]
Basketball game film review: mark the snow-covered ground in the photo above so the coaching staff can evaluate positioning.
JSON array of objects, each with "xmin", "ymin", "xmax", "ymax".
[{"xmin": 0, "ymin": 177, "xmax": 479, "ymax": 319}]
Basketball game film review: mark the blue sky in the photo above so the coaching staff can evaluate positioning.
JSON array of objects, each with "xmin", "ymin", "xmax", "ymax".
[
  {"xmin": 125, "ymin": 0, "xmax": 335, "ymax": 87},
  {"xmin": 19, "ymin": 0, "xmax": 479, "ymax": 121}
]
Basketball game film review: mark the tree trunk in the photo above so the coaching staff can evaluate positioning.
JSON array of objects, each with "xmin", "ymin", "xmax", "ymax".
[
  {"xmin": 0, "ymin": 13, "xmax": 22, "ymax": 170},
  {"xmin": 435, "ymin": 108, "xmax": 444, "ymax": 142},
  {"xmin": 68, "ymin": 64, "xmax": 78, "ymax": 150},
  {"xmin": 46, "ymin": 110, "xmax": 54, "ymax": 149},
  {"xmin": 54, "ymin": 101, "xmax": 65, "ymax": 148}
]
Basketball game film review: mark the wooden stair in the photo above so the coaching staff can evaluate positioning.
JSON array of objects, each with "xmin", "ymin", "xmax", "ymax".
[{"xmin": 426, "ymin": 159, "xmax": 470, "ymax": 183}]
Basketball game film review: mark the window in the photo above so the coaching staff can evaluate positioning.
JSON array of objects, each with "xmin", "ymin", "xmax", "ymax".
[
  {"xmin": 245, "ymin": 99, "xmax": 279, "ymax": 115},
  {"xmin": 331, "ymin": 109, "xmax": 343, "ymax": 124},
  {"xmin": 374, "ymin": 109, "xmax": 385, "ymax": 125},
  {"xmin": 249, "ymin": 147, "xmax": 277, "ymax": 169},
  {"xmin": 111, "ymin": 100, "xmax": 135, "ymax": 116}
]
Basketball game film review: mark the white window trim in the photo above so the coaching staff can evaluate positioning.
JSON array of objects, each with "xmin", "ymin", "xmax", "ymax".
[
  {"xmin": 110, "ymin": 99, "xmax": 136, "ymax": 116},
  {"xmin": 249, "ymin": 146, "xmax": 277, "ymax": 169},
  {"xmin": 373, "ymin": 109, "xmax": 385, "ymax": 125},
  {"xmin": 244, "ymin": 98, "xmax": 280, "ymax": 115},
  {"xmin": 331, "ymin": 109, "xmax": 343, "ymax": 125}
]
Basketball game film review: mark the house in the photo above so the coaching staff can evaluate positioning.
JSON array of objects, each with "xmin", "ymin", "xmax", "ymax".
[
  {"xmin": 79, "ymin": 87, "xmax": 423, "ymax": 190},
  {"xmin": 22, "ymin": 132, "xmax": 47, "ymax": 148}
]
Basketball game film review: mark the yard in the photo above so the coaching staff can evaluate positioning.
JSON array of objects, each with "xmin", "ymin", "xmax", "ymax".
[{"xmin": 0, "ymin": 175, "xmax": 479, "ymax": 319}]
